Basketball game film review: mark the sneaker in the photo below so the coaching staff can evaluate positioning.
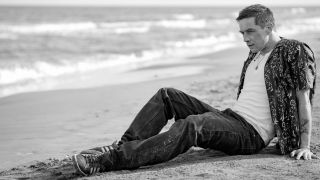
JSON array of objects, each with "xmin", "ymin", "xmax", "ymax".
[
  {"xmin": 72, "ymin": 152, "xmax": 114, "ymax": 176},
  {"xmin": 80, "ymin": 141, "xmax": 119, "ymax": 155}
]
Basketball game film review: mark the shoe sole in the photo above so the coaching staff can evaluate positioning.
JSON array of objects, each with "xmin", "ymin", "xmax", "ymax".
[{"xmin": 72, "ymin": 154, "xmax": 88, "ymax": 176}]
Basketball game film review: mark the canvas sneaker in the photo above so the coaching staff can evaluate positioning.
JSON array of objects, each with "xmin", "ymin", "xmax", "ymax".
[{"xmin": 72, "ymin": 152, "xmax": 114, "ymax": 176}]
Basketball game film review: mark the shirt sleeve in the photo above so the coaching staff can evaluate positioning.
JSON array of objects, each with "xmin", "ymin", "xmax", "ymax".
[{"xmin": 290, "ymin": 42, "xmax": 316, "ymax": 91}]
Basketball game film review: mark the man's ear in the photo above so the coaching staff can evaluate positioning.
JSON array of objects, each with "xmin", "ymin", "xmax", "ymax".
[{"xmin": 265, "ymin": 24, "xmax": 273, "ymax": 34}]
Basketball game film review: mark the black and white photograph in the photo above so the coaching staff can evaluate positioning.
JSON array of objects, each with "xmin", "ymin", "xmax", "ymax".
[{"xmin": 0, "ymin": 0, "xmax": 319, "ymax": 179}]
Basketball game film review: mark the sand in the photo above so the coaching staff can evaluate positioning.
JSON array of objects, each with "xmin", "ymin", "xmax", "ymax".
[{"xmin": 0, "ymin": 34, "xmax": 319, "ymax": 179}]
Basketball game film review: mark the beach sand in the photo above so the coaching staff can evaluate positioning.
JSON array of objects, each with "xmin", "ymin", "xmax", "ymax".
[{"xmin": 0, "ymin": 34, "xmax": 319, "ymax": 179}]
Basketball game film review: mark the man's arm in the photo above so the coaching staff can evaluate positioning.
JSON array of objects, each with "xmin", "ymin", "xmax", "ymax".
[{"xmin": 290, "ymin": 89, "xmax": 319, "ymax": 160}]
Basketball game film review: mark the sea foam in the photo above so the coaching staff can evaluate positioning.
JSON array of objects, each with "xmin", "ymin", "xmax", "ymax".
[{"xmin": 277, "ymin": 17, "xmax": 320, "ymax": 35}]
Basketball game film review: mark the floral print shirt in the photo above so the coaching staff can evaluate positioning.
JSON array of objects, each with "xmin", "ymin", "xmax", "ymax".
[{"xmin": 237, "ymin": 38, "xmax": 316, "ymax": 154}]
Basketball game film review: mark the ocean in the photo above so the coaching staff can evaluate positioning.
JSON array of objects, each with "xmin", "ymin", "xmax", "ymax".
[{"xmin": 0, "ymin": 6, "xmax": 320, "ymax": 97}]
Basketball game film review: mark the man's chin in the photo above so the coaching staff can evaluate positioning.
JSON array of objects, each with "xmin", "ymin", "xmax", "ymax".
[
  {"xmin": 248, "ymin": 46, "xmax": 257, "ymax": 52},
  {"xmin": 250, "ymin": 48, "xmax": 259, "ymax": 53}
]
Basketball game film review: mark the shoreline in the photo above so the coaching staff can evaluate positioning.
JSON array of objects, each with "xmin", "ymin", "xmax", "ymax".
[{"xmin": 0, "ymin": 46, "xmax": 247, "ymax": 171}]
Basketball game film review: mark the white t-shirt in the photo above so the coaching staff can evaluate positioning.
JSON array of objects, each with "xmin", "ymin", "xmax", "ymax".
[{"xmin": 232, "ymin": 51, "xmax": 275, "ymax": 145}]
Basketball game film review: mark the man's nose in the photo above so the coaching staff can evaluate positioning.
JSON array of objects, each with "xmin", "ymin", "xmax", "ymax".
[{"xmin": 243, "ymin": 33, "xmax": 250, "ymax": 42}]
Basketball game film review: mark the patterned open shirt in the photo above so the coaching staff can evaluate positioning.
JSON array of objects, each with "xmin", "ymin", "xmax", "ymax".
[{"xmin": 237, "ymin": 38, "xmax": 316, "ymax": 154}]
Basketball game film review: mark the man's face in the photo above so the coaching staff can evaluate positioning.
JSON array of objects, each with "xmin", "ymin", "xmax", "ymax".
[{"xmin": 238, "ymin": 17, "xmax": 270, "ymax": 53}]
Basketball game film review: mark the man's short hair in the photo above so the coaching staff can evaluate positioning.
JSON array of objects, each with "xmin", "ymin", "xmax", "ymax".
[{"xmin": 236, "ymin": 4, "xmax": 275, "ymax": 29}]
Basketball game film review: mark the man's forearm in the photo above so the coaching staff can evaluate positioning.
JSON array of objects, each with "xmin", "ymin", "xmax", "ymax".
[
  {"xmin": 297, "ymin": 90, "xmax": 312, "ymax": 149},
  {"xmin": 299, "ymin": 110, "xmax": 312, "ymax": 149}
]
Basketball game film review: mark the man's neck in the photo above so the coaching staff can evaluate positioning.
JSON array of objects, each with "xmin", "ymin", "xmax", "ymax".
[{"xmin": 260, "ymin": 33, "xmax": 281, "ymax": 55}]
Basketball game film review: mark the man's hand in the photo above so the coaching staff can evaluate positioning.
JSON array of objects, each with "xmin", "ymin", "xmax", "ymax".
[{"xmin": 290, "ymin": 148, "xmax": 319, "ymax": 160}]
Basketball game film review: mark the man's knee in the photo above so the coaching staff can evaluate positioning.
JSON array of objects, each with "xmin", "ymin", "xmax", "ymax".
[
  {"xmin": 155, "ymin": 87, "xmax": 181, "ymax": 101},
  {"xmin": 156, "ymin": 87, "xmax": 177, "ymax": 119},
  {"xmin": 157, "ymin": 87, "xmax": 177, "ymax": 96}
]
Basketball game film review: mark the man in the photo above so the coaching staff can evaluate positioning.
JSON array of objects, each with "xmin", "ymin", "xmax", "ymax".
[{"xmin": 72, "ymin": 4, "xmax": 318, "ymax": 176}]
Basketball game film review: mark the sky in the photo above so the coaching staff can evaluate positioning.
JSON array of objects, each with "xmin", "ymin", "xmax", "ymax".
[{"xmin": 0, "ymin": 0, "xmax": 320, "ymax": 6}]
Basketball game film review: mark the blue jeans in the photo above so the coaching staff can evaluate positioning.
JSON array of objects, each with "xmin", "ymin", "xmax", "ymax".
[{"xmin": 109, "ymin": 88, "xmax": 265, "ymax": 170}]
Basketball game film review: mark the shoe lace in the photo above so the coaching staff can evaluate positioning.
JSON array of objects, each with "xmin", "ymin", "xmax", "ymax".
[
  {"xmin": 83, "ymin": 154, "xmax": 101, "ymax": 166},
  {"xmin": 84, "ymin": 151, "xmax": 115, "ymax": 171}
]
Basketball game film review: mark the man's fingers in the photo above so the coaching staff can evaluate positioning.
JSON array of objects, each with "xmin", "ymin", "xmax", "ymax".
[
  {"xmin": 296, "ymin": 151, "xmax": 304, "ymax": 160},
  {"xmin": 311, "ymin": 154, "xmax": 320, "ymax": 159},
  {"xmin": 290, "ymin": 149, "xmax": 319, "ymax": 160}
]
